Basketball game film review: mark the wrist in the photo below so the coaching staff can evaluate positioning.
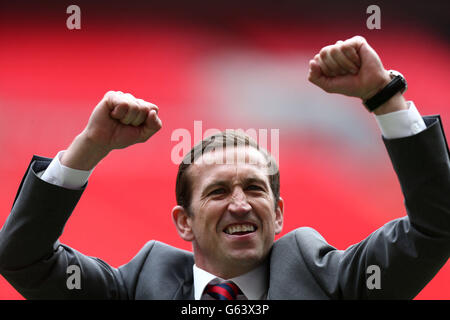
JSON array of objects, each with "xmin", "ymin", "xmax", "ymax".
[
  {"xmin": 362, "ymin": 69, "xmax": 409, "ymax": 115},
  {"xmin": 61, "ymin": 131, "xmax": 111, "ymax": 170},
  {"xmin": 372, "ymin": 92, "xmax": 408, "ymax": 115},
  {"xmin": 361, "ymin": 69, "xmax": 391, "ymax": 101}
]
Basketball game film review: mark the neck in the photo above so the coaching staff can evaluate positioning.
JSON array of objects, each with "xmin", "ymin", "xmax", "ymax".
[{"xmin": 194, "ymin": 256, "xmax": 268, "ymax": 279}]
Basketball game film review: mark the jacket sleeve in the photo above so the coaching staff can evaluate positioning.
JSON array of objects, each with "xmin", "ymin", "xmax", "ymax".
[
  {"xmin": 334, "ymin": 115, "xmax": 450, "ymax": 299},
  {"xmin": 0, "ymin": 156, "xmax": 128, "ymax": 299}
]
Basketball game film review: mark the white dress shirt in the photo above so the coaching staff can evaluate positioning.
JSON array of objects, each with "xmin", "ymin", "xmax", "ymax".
[
  {"xmin": 194, "ymin": 262, "xmax": 268, "ymax": 300},
  {"xmin": 36, "ymin": 100, "xmax": 426, "ymax": 300}
]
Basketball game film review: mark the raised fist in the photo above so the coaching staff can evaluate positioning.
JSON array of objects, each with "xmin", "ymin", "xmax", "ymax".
[
  {"xmin": 83, "ymin": 91, "xmax": 162, "ymax": 151},
  {"xmin": 60, "ymin": 91, "xmax": 162, "ymax": 170},
  {"xmin": 308, "ymin": 36, "xmax": 391, "ymax": 101}
]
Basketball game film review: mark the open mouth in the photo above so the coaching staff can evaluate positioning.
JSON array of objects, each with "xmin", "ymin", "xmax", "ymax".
[{"xmin": 223, "ymin": 223, "xmax": 258, "ymax": 236}]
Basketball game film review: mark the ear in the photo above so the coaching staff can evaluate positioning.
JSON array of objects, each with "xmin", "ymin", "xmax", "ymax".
[
  {"xmin": 172, "ymin": 205, "xmax": 195, "ymax": 241},
  {"xmin": 274, "ymin": 197, "xmax": 284, "ymax": 235}
]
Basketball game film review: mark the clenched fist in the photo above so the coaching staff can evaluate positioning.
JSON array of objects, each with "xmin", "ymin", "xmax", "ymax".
[
  {"xmin": 85, "ymin": 91, "xmax": 162, "ymax": 150},
  {"xmin": 308, "ymin": 35, "xmax": 391, "ymax": 101},
  {"xmin": 61, "ymin": 91, "xmax": 162, "ymax": 170}
]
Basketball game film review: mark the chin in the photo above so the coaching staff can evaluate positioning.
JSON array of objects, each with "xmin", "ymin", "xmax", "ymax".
[{"xmin": 226, "ymin": 248, "xmax": 266, "ymax": 268}]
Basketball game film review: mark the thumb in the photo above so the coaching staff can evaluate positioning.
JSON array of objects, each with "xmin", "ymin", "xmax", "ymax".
[
  {"xmin": 308, "ymin": 59, "xmax": 325, "ymax": 86},
  {"xmin": 139, "ymin": 109, "xmax": 163, "ymax": 142}
]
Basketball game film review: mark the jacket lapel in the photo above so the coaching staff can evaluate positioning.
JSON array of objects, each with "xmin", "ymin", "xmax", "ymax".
[{"xmin": 172, "ymin": 267, "xmax": 195, "ymax": 300}]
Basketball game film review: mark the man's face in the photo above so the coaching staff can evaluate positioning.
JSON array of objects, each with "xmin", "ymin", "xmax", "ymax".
[{"xmin": 173, "ymin": 146, "xmax": 283, "ymax": 278}]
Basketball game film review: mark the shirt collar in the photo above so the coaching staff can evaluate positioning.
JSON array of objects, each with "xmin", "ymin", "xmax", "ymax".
[{"xmin": 193, "ymin": 262, "xmax": 268, "ymax": 300}]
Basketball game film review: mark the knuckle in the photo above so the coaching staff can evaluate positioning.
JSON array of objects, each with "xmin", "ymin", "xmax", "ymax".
[
  {"xmin": 104, "ymin": 90, "xmax": 117, "ymax": 102},
  {"xmin": 136, "ymin": 98, "xmax": 146, "ymax": 106},
  {"xmin": 136, "ymin": 99, "xmax": 157, "ymax": 113},
  {"xmin": 123, "ymin": 108, "xmax": 132, "ymax": 117},
  {"xmin": 341, "ymin": 45, "xmax": 352, "ymax": 54},
  {"xmin": 138, "ymin": 107, "xmax": 148, "ymax": 116},
  {"xmin": 124, "ymin": 93, "xmax": 137, "ymax": 104},
  {"xmin": 104, "ymin": 90, "xmax": 114, "ymax": 97},
  {"xmin": 329, "ymin": 46, "xmax": 340, "ymax": 56},
  {"xmin": 129, "ymin": 105, "xmax": 140, "ymax": 114}
]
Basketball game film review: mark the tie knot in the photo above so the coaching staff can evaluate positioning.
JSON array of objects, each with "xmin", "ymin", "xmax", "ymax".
[{"xmin": 205, "ymin": 281, "xmax": 242, "ymax": 300}]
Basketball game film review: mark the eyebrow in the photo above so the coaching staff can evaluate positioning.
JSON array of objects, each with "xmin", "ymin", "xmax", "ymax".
[{"xmin": 201, "ymin": 177, "xmax": 269, "ymax": 197}]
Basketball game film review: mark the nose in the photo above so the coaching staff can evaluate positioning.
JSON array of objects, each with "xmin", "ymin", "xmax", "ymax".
[{"xmin": 227, "ymin": 188, "xmax": 252, "ymax": 215}]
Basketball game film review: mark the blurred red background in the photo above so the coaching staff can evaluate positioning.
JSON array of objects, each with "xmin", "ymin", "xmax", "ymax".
[{"xmin": 0, "ymin": 0, "xmax": 449, "ymax": 299}]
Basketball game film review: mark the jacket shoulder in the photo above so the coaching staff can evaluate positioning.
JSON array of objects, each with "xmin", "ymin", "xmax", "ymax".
[
  {"xmin": 275, "ymin": 227, "xmax": 337, "ymax": 253},
  {"xmin": 270, "ymin": 227, "xmax": 343, "ymax": 299},
  {"xmin": 118, "ymin": 241, "xmax": 194, "ymax": 299}
]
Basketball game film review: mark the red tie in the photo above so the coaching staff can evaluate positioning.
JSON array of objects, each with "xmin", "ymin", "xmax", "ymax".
[{"xmin": 205, "ymin": 281, "xmax": 242, "ymax": 300}]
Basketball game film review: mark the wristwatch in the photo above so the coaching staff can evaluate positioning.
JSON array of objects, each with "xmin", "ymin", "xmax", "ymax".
[{"xmin": 363, "ymin": 70, "xmax": 407, "ymax": 112}]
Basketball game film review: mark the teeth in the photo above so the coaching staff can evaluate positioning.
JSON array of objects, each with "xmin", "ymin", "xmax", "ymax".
[{"xmin": 225, "ymin": 224, "xmax": 256, "ymax": 235}]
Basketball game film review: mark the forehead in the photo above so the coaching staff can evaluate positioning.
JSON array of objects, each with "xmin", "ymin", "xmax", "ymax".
[{"xmin": 188, "ymin": 146, "xmax": 270, "ymax": 187}]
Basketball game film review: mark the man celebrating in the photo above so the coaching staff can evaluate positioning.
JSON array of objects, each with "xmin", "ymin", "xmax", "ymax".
[{"xmin": 0, "ymin": 36, "xmax": 448, "ymax": 299}]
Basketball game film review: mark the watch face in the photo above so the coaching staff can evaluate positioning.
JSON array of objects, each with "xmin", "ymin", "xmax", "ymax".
[{"xmin": 389, "ymin": 70, "xmax": 407, "ymax": 93}]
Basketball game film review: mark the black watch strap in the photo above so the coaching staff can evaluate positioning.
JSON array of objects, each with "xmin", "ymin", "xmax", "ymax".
[{"xmin": 363, "ymin": 75, "xmax": 406, "ymax": 112}]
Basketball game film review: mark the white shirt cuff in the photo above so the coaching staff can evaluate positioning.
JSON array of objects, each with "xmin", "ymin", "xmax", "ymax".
[
  {"xmin": 38, "ymin": 151, "xmax": 93, "ymax": 190},
  {"xmin": 374, "ymin": 101, "xmax": 427, "ymax": 139}
]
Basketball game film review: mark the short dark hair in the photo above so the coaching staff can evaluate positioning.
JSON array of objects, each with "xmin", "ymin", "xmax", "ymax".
[{"xmin": 175, "ymin": 130, "xmax": 280, "ymax": 215}]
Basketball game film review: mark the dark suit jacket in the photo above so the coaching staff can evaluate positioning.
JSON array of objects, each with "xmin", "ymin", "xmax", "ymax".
[{"xmin": 0, "ymin": 116, "xmax": 449, "ymax": 299}]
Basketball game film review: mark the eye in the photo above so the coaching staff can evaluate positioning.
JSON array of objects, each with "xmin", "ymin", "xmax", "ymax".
[
  {"xmin": 209, "ymin": 188, "xmax": 226, "ymax": 196},
  {"xmin": 246, "ymin": 185, "xmax": 264, "ymax": 191}
]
